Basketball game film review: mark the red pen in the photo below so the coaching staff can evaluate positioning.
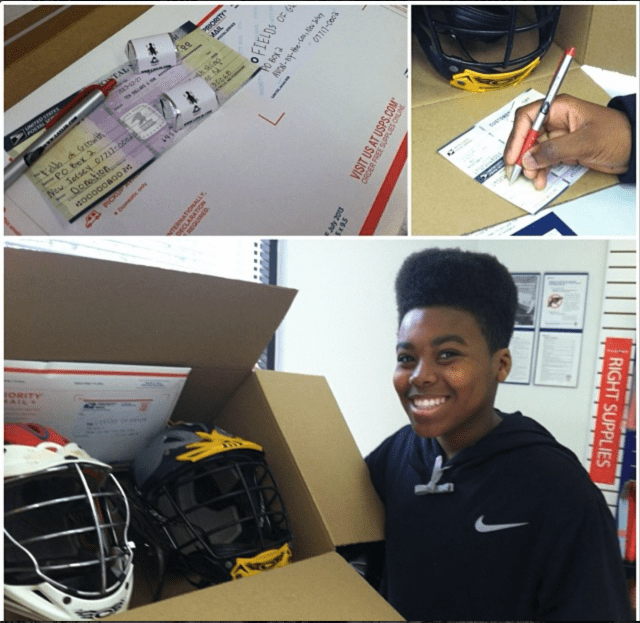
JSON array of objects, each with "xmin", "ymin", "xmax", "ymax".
[
  {"xmin": 4, "ymin": 79, "xmax": 117, "ymax": 190},
  {"xmin": 509, "ymin": 47, "xmax": 575, "ymax": 185}
]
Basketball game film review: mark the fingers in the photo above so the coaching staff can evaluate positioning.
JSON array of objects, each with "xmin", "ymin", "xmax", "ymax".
[
  {"xmin": 504, "ymin": 95, "xmax": 581, "ymax": 190},
  {"xmin": 503, "ymin": 99, "xmax": 543, "ymax": 166},
  {"xmin": 504, "ymin": 93, "xmax": 632, "ymax": 182},
  {"xmin": 533, "ymin": 169, "xmax": 548, "ymax": 190},
  {"xmin": 525, "ymin": 130, "xmax": 586, "ymax": 170}
]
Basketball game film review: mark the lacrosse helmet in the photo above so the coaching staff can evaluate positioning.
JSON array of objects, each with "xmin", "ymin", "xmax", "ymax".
[
  {"xmin": 131, "ymin": 423, "xmax": 293, "ymax": 587},
  {"xmin": 4, "ymin": 423, "xmax": 134, "ymax": 621},
  {"xmin": 413, "ymin": 5, "xmax": 561, "ymax": 92}
]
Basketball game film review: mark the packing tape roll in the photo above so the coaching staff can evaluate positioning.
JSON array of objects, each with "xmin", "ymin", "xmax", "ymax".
[
  {"xmin": 126, "ymin": 33, "xmax": 179, "ymax": 73},
  {"xmin": 159, "ymin": 76, "xmax": 220, "ymax": 131}
]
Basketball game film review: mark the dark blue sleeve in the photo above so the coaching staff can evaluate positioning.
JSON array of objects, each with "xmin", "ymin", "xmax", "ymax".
[
  {"xmin": 364, "ymin": 440, "xmax": 389, "ymax": 504},
  {"xmin": 608, "ymin": 94, "xmax": 636, "ymax": 184},
  {"xmin": 535, "ymin": 467, "xmax": 634, "ymax": 621}
]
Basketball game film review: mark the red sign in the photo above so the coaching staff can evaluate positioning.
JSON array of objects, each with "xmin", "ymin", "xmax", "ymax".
[{"xmin": 589, "ymin": 337, "xmax": 633, "ymax": 484}]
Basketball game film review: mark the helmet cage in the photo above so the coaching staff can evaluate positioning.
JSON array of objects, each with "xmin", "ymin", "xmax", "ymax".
[
  {"xmin": 4, "ymin": 460, "xmax": 134, "ymax": 600},
  {"xmin": 413, "ymin": 6, "xmax": 561, "ymax": 91},
  {"xmin": 139, "ymin": 449, "xmax": 292, "ymax": 585}
]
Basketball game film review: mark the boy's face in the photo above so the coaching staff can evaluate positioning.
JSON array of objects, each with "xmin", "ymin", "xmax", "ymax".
[{"xmin": 393, "ymin": 306, "xmax": 511, "ymax": 457}]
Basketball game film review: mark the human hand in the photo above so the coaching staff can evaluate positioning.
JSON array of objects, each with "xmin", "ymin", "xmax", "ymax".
[{"xmin": 504, "ymin": 94, "xmax": 632, "ymax": 189}]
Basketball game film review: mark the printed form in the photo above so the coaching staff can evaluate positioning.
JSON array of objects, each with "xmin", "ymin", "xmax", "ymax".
[
  {"xmin": 4, "ymin": 5, "xmax": 408, "ymax": 235},
  {"xmin": 438, "ymin": 89, "xmax": 588, "ymax": 214}
]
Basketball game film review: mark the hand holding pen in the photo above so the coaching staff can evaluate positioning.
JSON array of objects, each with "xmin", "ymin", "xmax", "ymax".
[
  {"xmin": 505, "ymin": 47, "xmax": 575, "ymax": 186},
  {"xmin": 504, "ymin": 93, "xmax": 633, "ymax": 190},
  {"xmin": 504, "ymin": 48, "xmax": 632, "ymax": 189},
  {"xmin": 4, "ymin": 79, "xmax": 117, "ymax": 190}
]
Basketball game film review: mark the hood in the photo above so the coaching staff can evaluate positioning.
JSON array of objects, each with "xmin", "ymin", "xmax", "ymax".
[
  {"xmin": 448, "ymin": 410, "xmax": 578, "ymax": 469},
  {"xmin": 411, "ymin": 411, "xmax": 581, "ymax": 494}
]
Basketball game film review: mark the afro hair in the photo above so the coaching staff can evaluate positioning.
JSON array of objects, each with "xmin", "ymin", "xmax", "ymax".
[{"xmin": 395, "ymin": 247, "xmax": 517, "ymax": 352}]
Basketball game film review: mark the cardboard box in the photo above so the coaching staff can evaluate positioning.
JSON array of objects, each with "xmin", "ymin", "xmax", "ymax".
[
  {"xmin": 3, "ymin": 247, "xmax": 400, "ymax": 621},
  {"xmin": 411, "ymin": 4, "xmax": 636, "ymax": 235},
  {"xmin": 4, "ymin": 5, "xmax": 152, "ymax": 110}
]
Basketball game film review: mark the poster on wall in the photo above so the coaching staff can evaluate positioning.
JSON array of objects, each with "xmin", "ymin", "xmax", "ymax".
[
  {"xmin": 513, "ymin": 273, "xmax": 540, "ymax": 328},
  {"xmin": 507, "ymin": 330, "xmax": 536, "ymax": 385},
  {"xmin": 533, "ymin": 331, "xmax": 583, "ymax": 388},
  {"xmin": 539, "ymin": 273, "xmax": 588, "ymax": 330},
  {"xmin": 506, "ymin": 273, "xmax": 540, "ymax": 385},
  {"xmin": 534, "ymin": 273, "xmax": 588, "ymax": 388}
]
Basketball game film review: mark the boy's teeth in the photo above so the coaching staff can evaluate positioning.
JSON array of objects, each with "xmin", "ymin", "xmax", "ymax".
[{"xmin": 413, "ymin": 396, "xmax": 447, "ymax": 408}]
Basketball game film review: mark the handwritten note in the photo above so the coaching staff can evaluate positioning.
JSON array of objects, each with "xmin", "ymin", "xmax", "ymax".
[
  {"xmin": 177, "ymin": 27, "xmax": 258, "ymax": 102},
  {"xmin": 10, "ymin": 22, "xmax": 258, "ymax": 222}
]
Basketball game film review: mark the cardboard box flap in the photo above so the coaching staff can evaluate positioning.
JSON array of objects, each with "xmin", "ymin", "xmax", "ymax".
[
  {"xmin": 411, "ymin": 67, "xmax": 617, "ymax": 235},
  {"xmin": 5, "ymin": 6, "xmax": 152, "ymax": 109},
  {"xmin": 216, "ymin": 372, "xmax": 337, "ymax": 562},
  {"xmin": 106, "ymin": 551, "xmax": 402, "ymax": 621},
  {"xmin": 3, "ymin": 248, "xmax": 297, "ymax": 409},
  {"xmin": 555, "ymin": 5, "xmax": 636, "ymax": 76},
  {"xmin": 249, "ymin": 370, "xmax": 385, "ymax": 548}
]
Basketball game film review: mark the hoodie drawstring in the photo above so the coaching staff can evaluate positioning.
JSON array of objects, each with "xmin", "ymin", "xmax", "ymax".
[{"xmin": 415, "ymin": 455, "xmax": 454, "ymax": 495}]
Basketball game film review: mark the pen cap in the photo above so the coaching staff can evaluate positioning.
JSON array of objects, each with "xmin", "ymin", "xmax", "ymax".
[
  {"xmin": 127, "ymin": 33, "xmax": 179, "ymax": 73},
  {"xmin": 159, "ymin": 76, "xmax": 220, "ymax": 131}
]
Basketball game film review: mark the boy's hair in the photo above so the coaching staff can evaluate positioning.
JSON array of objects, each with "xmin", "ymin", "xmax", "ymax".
[{"xmin": 395, "ymin": 247, "xmax": 517, "ymax": 352}]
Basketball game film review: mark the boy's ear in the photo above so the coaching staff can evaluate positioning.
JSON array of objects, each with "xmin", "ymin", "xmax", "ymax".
[{"xmin": 495, "ymin": 348, "xmax": 512, "ymax": 382}]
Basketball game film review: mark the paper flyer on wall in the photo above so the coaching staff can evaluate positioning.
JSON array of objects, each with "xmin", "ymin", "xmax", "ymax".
[
  {"xmin": 438, "ymin": 89, "xmax": 588, "ymax": 214},
  {"xmin": 4, "ymin": 5, "xmax": 408, "ymax": 235},
  {"xmin": 4, "ymin": 360, "xmax": 191, "ymax": 464},
  {"xmin": 505, "ymin": 273, "xmax": 541, "ymax": 385},
  {"xmin": 532, "ymin": 273, "xmax": 588, "ymax": 388}
]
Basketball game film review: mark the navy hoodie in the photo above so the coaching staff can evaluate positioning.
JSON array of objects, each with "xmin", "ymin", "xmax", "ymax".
[
  {"xmin": 608, "ymin": 94, "xmax": 636, "ymax": 185},
  {"xmin": 365, "ymin": 411, "xmax": 633, "ymax": 621}
]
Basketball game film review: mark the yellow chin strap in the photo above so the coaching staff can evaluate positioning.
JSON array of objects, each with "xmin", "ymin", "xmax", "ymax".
[
  {"xmin": 230, "ymin": 542, "xmax": 293, "ymax": 579},
  {"xmin": 450, "ymin": 57, "xmax": 541, "ymax": 92}
]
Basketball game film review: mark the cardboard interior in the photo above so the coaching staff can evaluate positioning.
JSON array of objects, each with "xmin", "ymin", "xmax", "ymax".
[
  {"xmin": 3, "ymin": 247, "xmax": 395, "ymax": 621},
  {"xmin": 555, "ymin": 4, "xmax": 636, "ymax": 76},
  {"xmin": 411, "ymin": 5, "xmax": 636, "ymax": 235}
]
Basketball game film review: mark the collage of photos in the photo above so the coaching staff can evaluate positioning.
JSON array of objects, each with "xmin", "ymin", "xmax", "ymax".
[{"xmin": 2, "ymin": 3, "xmax": 638, "ymax": 622}]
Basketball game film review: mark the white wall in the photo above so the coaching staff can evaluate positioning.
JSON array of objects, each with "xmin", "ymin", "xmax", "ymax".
[{"xmin": 276, "ymin": 239, "xmax": 609, "ymax": 463}]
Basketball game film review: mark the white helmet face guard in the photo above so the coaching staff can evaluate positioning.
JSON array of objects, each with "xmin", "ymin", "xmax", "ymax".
[{"xmin": 4, "ymin": 456, "xmax": 134, "ymax": 620}]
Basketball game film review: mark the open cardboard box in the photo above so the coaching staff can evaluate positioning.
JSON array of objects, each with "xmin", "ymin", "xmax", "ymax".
[
  {"xmin": 3, "ymin": 247, "xmax": 402, "ymax": 621},
  {"xmin": 411, "ymin": 4, "xmax": 637, "ymax": 235}
]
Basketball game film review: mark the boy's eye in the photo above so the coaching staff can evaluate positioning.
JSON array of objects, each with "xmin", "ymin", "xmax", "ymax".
[
  {"xmin": 438, "ymin": 349, "xmax": 460, "ymax": 361},
  {"xmin": 396, "ymin": 353, "xmax": 414, "ymax": 365}
]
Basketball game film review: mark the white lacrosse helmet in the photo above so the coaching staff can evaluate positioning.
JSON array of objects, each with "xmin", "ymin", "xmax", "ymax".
[{"xmin": 4, "ymin": 423, "xmax": 135, "ymax": 620}]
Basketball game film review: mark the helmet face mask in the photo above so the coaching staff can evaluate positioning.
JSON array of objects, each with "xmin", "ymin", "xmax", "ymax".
[
  {"xmin": 413, "ymin": 5, "xmax": 561, "ymax": 92},
  {"xmin": 132, "ymin": 425, "xmax": 293, "ymax": 589},
  {"xmin": 5, "ymin": 465, "xmax": 130, "ymax": 593},
  {"xmin": 4, "ymin": 424, "xmax": 134, "ymax": 620}
]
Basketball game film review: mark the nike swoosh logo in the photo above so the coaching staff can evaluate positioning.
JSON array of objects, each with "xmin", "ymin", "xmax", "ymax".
[{"xmin": 475, "ymin": 515, "xmax": 529, "ymax": 533}]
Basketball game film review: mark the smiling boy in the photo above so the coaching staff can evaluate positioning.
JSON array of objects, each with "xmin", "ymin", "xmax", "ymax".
[{"xmin": 365, "ymin": 247, "xmax": 632, "ymax": 621}]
